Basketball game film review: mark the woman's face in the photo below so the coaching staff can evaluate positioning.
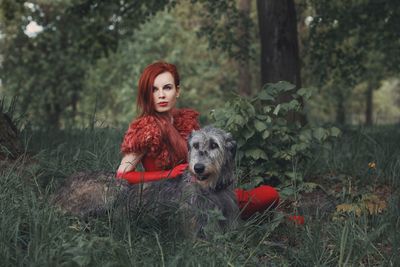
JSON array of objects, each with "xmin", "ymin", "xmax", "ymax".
[{"xmin": 152, "ymin": 71, "xmax": 180, "ymax": 113}]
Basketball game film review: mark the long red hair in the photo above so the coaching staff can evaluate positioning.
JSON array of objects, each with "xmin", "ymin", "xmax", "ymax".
[{"xmin": 136, "ymin": 61, "xmax": 187, "ymax": 167}]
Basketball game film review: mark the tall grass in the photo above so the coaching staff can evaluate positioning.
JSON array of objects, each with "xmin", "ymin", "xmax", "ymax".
[{"xmin": 0, "ymin": 125, "xmax": 399, "ymax": 266}]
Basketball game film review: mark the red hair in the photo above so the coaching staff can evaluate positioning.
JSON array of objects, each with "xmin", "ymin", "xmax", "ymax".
[
  {"xmin": 136, "ymin": 61, "xmax": 186, "ymax": 167},
  {"xmin": 137, "ymin": 61, "xmax": 180, "ymax": 116}
]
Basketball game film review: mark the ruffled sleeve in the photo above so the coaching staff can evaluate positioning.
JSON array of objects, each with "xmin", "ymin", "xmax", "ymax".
[
  {"xmin": 120, "ymin": 116, "xmax": 162, "ymax": 155},
  {"xmin": 173, "ymin": 108, "xmax": 200, "ymax": 140}
]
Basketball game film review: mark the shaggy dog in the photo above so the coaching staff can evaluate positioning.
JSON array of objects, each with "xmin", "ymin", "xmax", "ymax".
[{"xmin": 53, "ymin": 126, "xmax": 239, "ymax": 237}]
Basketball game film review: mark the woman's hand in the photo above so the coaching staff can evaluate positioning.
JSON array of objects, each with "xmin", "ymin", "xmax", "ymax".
[
  {"xmin": 116, "ymin": 163, "xmax": 188, "ymax": 184},
  {"xmin": 168, "ymin": 163, "xmax": 188, "ymax": 178}
]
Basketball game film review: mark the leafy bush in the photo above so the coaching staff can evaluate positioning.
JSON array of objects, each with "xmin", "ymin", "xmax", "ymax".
[{"xmin": 211, "ymin": 82, "xmax": 341, "ymax": 189}]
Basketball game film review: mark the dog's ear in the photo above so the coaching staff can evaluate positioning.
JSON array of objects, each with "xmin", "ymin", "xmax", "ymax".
[
  {"xmin": 225, "ymin": 133, "xmax": 237, "ymax": 158},
  {"xmin": 187, "ymin": 130, "xmax": 194, "ymax": 151}
]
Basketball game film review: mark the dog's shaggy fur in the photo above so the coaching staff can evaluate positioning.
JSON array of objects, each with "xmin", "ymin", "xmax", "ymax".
[{"xmin": 53, "ymin": 126, "xmax": 239, "ymax": 237}]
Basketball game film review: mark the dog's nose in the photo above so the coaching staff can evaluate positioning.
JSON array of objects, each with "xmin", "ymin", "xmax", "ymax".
[{"xmin": 194, "ymin": 163, "xmax": 205, "ymax": 174}]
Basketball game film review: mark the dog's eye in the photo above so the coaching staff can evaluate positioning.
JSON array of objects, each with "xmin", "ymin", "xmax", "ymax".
[
  {"xmin": 210, "ymin": 142, "xmax": 219, "ymax": 149},
  {"xmin": 193, "ymin": 142, "xmax": 199, "ymax": 149}
]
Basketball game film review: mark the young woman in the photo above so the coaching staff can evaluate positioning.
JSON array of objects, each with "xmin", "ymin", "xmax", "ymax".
[{"xmin": 116, "ymin": 61, "xmax": 279, "ymax": 219}]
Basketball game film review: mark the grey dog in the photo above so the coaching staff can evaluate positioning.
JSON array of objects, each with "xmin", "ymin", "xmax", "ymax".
[{"xmin": 53, "ymin": 126, "xmax": 239, "ymax": 237}]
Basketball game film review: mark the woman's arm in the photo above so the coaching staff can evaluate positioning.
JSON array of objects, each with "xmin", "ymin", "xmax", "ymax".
[
  {"xmin": 116, "ymin": 152, "xmax": 187, "ymax": 184},
  {"xmin": 117, "ymin": 152, "xmax": 143, "ymax": 173}
]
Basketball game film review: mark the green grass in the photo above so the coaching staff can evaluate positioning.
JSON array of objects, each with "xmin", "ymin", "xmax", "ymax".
[{"xmin": 1, "ymin": 126, "xmax": 399, "ymax": 266}]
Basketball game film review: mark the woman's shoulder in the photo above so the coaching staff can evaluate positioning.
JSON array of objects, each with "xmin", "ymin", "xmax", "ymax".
[
  {"xmin": 173, "ymin": 108, "xmax": 200, "ymax": 138},
  {"xmin": 121, "ymin": 115, "xmax": 162, "ymax": 154},
  {"xmin": 129, "ymin": 114, "xmax": 159, "ymax": 129}
]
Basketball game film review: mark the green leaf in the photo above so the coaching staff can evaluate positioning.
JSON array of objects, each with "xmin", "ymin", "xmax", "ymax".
[
  {"xmin": 285, "ymin": 171, "xmax": 302, "ymax": 181},
  {"xmin": 234, "ymin": 114, "xmax": 245, "ymax": 126},
  {"xmin": 280, "ymin": 187, "xmax": 296, "ymax": 197},
  {"xmin": 297, "ymin": 87, "xmax": 316, "ymax": 100},
  {"xmin": 245, "ymin": 148, "xmax": 268, "ymax": 160},
  {"xmin": 313, "ymin": 127, "xmax": 327, "ymax": 141},
  {"xmin": 254, "ymin": 120, "xmax": 267, "ymax": 132},
  {"xmin": 242, "ymin": 128, "xmax": 255, "ymax": 140},
  {"xmin": 288, "ymin": 99, "xmax": 300, "ymax": 109},
  {"xmin": 273, "ymin": 81, "xmax": 296, "ymax": 93},
  {"xmin": 262, "ymin": 130, "xmax": 270, "ymax": 139},
  {"xmin": 258, "ymin": 90, "xmax": 275, "ymax": 101},
  {"xmin": 299, "ymin": 129, "xmax": 312, "ymax": 142},
  {"xmin": 273, "ymin": 104, "xmax": 281, "ymax": 115},
  {"xmin": 330, "ymin": 127, "xmax": 341, "ymax": 137},
  {"xmin": 263, "ymin": 106, "xmax": 272, "ymax": 113}
]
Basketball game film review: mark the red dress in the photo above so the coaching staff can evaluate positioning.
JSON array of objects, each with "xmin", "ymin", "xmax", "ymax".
[
  {"xmin": 120, "ymin": 108, "xmax": 279, "ymax": 219},
  {"xmin": 121, "ymin": 108, "xmax": 199, "ymax": 171}
]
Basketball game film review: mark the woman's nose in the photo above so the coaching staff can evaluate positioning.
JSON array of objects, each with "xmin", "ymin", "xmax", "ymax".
[{"xmin": 158, "ymin": 89, "xmax": 166, "ymax": 98}]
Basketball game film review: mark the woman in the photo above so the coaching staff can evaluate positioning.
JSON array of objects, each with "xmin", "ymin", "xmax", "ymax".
[{"xmin": 116, "ymin": 61, "xmax": 279, "ymax": 219}]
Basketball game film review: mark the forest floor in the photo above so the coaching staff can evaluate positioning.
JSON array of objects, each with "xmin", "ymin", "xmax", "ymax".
[{"xmin": 0, "ymin": 125, "xmax": 399, "ymax": 266}]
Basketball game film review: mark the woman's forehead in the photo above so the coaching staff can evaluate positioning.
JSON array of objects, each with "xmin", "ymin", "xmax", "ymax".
[{"xmin": 154, "ymin": 72, "xmax": 174, "ymax": 87}]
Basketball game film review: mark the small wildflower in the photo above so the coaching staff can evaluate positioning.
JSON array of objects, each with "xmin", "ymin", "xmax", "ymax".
[{"xmin": 368, "ymin": 162, "xmax": 376, "ymax": 169}]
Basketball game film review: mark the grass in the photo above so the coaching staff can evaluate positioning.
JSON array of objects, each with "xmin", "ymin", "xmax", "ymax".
[{"xmin": 0, "ymin": 125, "xmax": 399, "ymax": 266}]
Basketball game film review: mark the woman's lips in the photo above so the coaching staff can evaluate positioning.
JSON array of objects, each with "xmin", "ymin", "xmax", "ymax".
[{"xmin": 158, "ymin": 102, "xmax": 168, "ymax": 107}]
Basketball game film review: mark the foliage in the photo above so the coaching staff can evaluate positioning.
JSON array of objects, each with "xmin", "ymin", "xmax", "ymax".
[
  {"xmin": 0, "ymin": 0, "xmax": 172, "ymax": 128},
  {"xmin": 211, "ymin": 81, "xmax": 340, "ymax": 189},
  {"xmin": 0, "ymin": 125, "xmax": 399, "ymax": 266},
  {"xmin": 190, "ymin": 0, "xmax": 255, "ymax": 62},
  {"xmin": 0, "ymin": 0, "xmax": 242, "ymax": 128},
  {"xmin": 81, "ymin": 4, "xmax": 237, "ymax": 126},
  {"xmin": 303, "ymin": 0, "xmax": 400, "ymax": 124}
]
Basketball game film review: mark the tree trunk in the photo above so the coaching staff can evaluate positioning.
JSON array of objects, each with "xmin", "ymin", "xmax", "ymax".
[
  {"xmin": 365, "ymin": 82, "xmax": 374, "ymax": 126},
  {"xmin": 257, "ymin": 0, "xmax": 301, "ymax": 88},
  {"xmin": 336, "ymin": 95, "xmax": 346, "ymax": 125},
  {"xmin": 256, "ymin": 0, "xmax": 305, "ymax": 124},
  {"xmin": 45, "ymin": 103, "xmax": 62, "ymax": 129},
  {"xmin": 0, "ymin": 112, "xmax": 23, "ymax": 160},
  {"xmin": 237, "ymin": 0, "xmax": 252, "ymax": 96}
]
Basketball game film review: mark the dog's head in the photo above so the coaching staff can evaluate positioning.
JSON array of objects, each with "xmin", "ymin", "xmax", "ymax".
[{"xmin": 187, "ymin": 126, "xmax": 237, "ymax": 191}]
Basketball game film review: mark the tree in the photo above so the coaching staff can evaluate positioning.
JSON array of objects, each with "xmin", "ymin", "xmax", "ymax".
[
  {"xmin": 257, "ymin": 0, "xmax": 301, "ymax": 89},
  {"xmin": 237, "ymin": 0, "xmax": 252, "ymax": 96},
  {"xmin": 257, "ymin": 0, "xmax": 304, "ymax": 124},
  {"xmin": 0, "ymin": 0, "xmax": 170, "ymax": 128},
  {"xmin": 0, "ymin": 98, "xmax": 22, "ymax": 160},
  {"xmin": 82, "ymin": 5, "xmax": 237, "ymax": 126},
  {"xmin": 0, "ymin": 113, "xmax": 22, "ymax": 160},
  {"xmin": 305, "ymin": 0, "xmax": 400, "ymax": 125},
  {"xmin": 195, "ymin": 0, "xmax": 305, "ymax": 123}
]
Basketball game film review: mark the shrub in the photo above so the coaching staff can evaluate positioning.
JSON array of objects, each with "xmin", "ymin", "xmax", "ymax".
[{"xmin": 211, "ymin": 81, "xmax": 340, "ymax": 190}]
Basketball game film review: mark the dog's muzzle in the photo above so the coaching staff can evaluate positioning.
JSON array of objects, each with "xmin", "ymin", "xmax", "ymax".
[{"xmin": 193, "ymin": 163, "xmax": 208, "ymax": 180}]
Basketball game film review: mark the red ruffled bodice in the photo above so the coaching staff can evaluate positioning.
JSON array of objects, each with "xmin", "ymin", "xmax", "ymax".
[{"xmin": 121, "ymin": 108, "xmax": 200, "ymax": 171}]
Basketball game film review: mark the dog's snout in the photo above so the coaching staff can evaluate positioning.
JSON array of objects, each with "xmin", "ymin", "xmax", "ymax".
[
  {"xmin": 198, "ymin": 150, "xmax": 208, "ymax": 156},
  {"xmin": 194, "ymin": 163, "xmax": 205, "ymax": 174}
]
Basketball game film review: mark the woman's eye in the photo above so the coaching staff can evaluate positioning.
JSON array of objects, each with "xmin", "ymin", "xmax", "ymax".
[
  {"xmin": 164, "ymin": 85, "xmax": 172, "ymax": 90},
  {"xmin": 210, "ymin": 142, "xmax": 219, "ymax": 149},
  {"xmin": 152, "ymin": 87, "xmax": 159, "ymax": 92},
  {"xmin": 193, "ymin": 143, "xmax": 199, "ymax": 149}
]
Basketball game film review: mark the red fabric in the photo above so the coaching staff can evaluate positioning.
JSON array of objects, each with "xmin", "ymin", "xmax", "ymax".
[
  {"xmin": 235, "ymin": 185, "xmax": 280, "ymax": 219},
  {"xmin": 142, "ymin": 156, "xmax": 159, "ymax": 171},
  {"xmin": 116, "ymin": 164, "xmax": 188, "ymax": 184},
  {"xmin": 120, "ymin": 108, "xmax": 280, "ymax": 218},
  {"xmin": 121, "ymin": 108, "xmax": 200, "ymax": 171},
  {"xmin": 288, "ymin": 215, "xmax": 305, "ymax": 225}
]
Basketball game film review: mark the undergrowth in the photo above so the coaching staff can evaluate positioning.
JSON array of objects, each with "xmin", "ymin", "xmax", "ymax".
[{"xmin": 0, "ymin": 124, "xmax": 399, "ymax": 266}]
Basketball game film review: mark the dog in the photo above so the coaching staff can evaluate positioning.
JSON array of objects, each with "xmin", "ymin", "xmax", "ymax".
[{"xmin": 53, "ymin": 126, "xmax": 239, "ymax": 237}]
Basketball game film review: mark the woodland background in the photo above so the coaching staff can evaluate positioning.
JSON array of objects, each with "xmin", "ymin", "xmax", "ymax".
[
  {"xmin": 0, "ymin": 0, "xmax": 399, "ymax": 266},
  {"xmin": 1, "ymin": 0, "xmax": 399, "ymax": 129}
]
